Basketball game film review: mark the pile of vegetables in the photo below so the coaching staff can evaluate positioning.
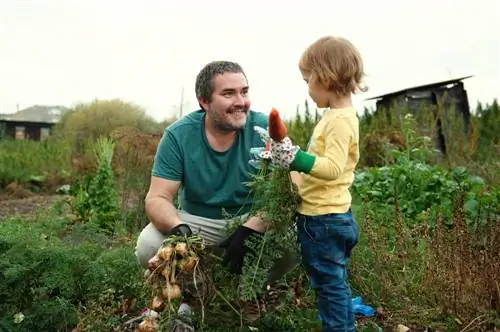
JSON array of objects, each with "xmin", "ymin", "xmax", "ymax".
[{"xmin": 138, "ymin": 234, "xmax": 210, "ymax": 332}]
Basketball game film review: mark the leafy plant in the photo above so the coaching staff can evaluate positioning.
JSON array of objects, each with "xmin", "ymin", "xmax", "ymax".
[{"xmin": 69, "ymin": 138, "xmax": 120, "ymax": 233}]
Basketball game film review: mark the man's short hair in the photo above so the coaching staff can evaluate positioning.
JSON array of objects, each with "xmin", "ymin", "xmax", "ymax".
[{"xmin": 195, "ymin": 61, "xmax": 247, "ymax": 105}]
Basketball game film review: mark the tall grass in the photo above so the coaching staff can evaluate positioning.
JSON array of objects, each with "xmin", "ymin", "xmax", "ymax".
[{"xmin": 0, "ymin": 139, "xmax": 72, "ymax": 187}]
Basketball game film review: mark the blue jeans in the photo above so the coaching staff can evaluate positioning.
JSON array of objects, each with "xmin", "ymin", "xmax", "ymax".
[{"xmin": 296, "ymin": 211, "xmax": 359, "ymax": 332}]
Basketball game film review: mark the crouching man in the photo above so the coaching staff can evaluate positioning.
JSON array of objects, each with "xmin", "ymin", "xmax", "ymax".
[{"xmin": 135, "ymin": 60, "xmax": 297, "ymax": 331}]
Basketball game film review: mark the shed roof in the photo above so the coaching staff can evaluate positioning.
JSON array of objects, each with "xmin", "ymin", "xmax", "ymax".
[
  {"xmin": 0, "ymin": 105, "xmax": 69, "ymax": 123},
  {"xmin": 365, "ymin": 75, "xmax": 473, "ymax": 101}
]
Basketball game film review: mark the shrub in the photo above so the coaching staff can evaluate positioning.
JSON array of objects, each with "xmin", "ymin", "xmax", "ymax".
[
  {"xmin": 51, "ymin": 99, "xmax": 163, "ymax": 154},
  {"xmin": 0, "ymin": 213, "xmax": 146, "ymax": 332}
]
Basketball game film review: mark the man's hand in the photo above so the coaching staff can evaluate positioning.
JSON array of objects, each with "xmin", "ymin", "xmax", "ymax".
[
  {"xmin": 167, "ymin": 223, "xmax": 193, "ymax": 237},
  {"xmin": 148, "ymin": 223, "xmax": 193, "ymax": 270},
  {"xmin": 248, "ymin": 146, "xmax": 274, "ymax": 170},
  {"xmin": 218, "ymin": 225, "xmax": 262, "ymax": 274}
]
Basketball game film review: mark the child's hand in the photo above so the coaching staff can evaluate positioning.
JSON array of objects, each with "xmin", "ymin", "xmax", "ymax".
[
  {"xmin": 268, "ymin": 137, "xmax": 300, "ymax": 169},
  {"xmin": 253, "ymin": 126, "xmax": 300, "ymax": 169}
]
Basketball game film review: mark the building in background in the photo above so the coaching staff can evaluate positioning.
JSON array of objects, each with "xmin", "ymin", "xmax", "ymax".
[
  {"xmin": 0, "ymin": 105, "xmax": 69, "ymax": 141},
  {"xmin": 365, "ymin": 75, "xmax": 473, "ymax": 154}
]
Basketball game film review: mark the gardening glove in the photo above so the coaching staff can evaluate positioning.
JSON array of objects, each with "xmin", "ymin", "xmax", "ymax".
[
  {"xmin": 248, "ymin": 146, "xmax": 273, "ymax": 170},
  {"xmin": 218, "ymin": 225, "xmax": 262, "ymax": 274},
  {"xmin": 166, "ymin": 223, "xmax": 193, "ymax": 237},
  {"xmin": 253, "ymin": 126, "xmax": 315, "ymax": 173},
  {"xmin": 248, "ymin": 124, "xmax": 273, "ymax": 170}
]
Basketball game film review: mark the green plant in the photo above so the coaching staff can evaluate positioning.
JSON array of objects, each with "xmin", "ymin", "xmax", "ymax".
[
  {"xmin": 70, "ymin": 138, "xmax": 120, "ymax": 233},
  {"xmin": 0, "ymin": 213, "xmax": 147, "ymax": 332}
]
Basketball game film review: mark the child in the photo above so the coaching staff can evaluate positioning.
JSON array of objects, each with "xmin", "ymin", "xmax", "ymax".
[{"xmin": 259, "ymin": 36, "xmax": 366, "ymax": 331}]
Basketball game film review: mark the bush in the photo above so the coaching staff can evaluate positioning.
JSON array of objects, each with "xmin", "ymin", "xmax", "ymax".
[
  {"xmin": 0, "ymin": 139, "xmax": 71, "ymax": 189},
  {"xmin": 0, "ymin": 213, "xmax": 146, "ymax": 332},
  {"xmin": 51, "ymin": 99, "xmax": 163, "ymax": 153}
]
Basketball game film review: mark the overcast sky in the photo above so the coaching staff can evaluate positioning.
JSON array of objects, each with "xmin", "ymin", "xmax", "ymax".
[{"xmin": 0, "ymin": 0, "xmax": 498, "ymax": 121}]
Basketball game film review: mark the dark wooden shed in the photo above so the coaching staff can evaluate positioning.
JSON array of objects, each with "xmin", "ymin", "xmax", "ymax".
[
  {"xmin": 0, "ymin": 105, "xmax": 68, "ymax": 141},
  {"xmin": 365, "ymin": 75, "xmax": 473, "ymax": 154},
  {"xmin": 0, "ymin": 119, "xmax": 55, "ymax": 140}
]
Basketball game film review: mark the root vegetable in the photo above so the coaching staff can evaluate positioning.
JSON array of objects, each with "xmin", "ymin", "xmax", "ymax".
[
  {"xmin": 137, "ymin": 317, "xmax": 158, "ymax": 332},
  {"xmin": 163, "ymin": 283, "xmax": 182, "ymax": 300},
  {"xmin": 179, "ymin": 256, "xmax": 198, "ymax": 272},
  {"xmin": 161, "ymin": 266, "xmax": 171, "ymax": 280},
  {"xmin": 170, "ymin": 258, "xmax": 177, "ymax": 283},
  {"xmin": 175, "ymin": 242, "xmax": 188, "ymax": 256},
  {"xmin": 268, "ymin": 108, "xmax": 288, "ymax": 142},
  {"xmin": 151, "ymin": 296, "xmax": 164, "ymax": 311},
  {"xmin": 158, "ymin": 245, "xmax": 173, "ymax": 261}
]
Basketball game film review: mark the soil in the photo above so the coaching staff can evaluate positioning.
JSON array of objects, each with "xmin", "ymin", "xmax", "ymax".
[{"xmin": 0, "ymin": 194, "xmax": 67, "ymax": 220}]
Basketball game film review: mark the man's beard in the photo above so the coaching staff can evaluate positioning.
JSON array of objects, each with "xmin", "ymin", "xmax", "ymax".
[{"xmin": 211, "ymin": 106, "xmax": 248, "ymax": 133}]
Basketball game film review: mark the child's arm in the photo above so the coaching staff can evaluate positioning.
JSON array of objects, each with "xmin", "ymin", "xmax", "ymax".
[
  {"xmin": 255, "ymin": 118, "xmax": 352, "ymax": 181},
  {"xmin": 291, "ymin": 119, "xmax": 351, "ymax": 181}
]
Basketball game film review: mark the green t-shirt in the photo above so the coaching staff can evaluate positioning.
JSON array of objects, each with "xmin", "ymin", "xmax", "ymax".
[{"xmin": 152, "ymin": 110, "xmax": 268, "ymax": 219}]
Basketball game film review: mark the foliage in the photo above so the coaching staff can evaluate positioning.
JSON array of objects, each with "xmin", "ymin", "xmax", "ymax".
[
  {"xmin": 69, "ymin": 137, "xmax": 120, "ymax": 233},
  {"xmin": 352, "ymin": 113, "xmax": 498, "ymax": 223},
  {"xmin": 1, "ymin": 97, "xmax": 499, "ymax": 331},
  {"xmin": 50, "ymin": 98, "xmax": 164, "ymax": 154},
  {"xmin": 236, "ymin": 165, "xmax": 301, "ymax": 302},
  {"xmin": 0, "ymin": 139, "xmax": 72, "ymax": 189},
  {"xmin": 0, "ymin": 210, "xmax": 147, "ymax": 332}
]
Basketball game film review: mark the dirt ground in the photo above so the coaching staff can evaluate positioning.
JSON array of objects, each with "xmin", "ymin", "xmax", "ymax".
[{"xmin": 0, "ymin": 194, "xmax": 67, "ymax": 220}]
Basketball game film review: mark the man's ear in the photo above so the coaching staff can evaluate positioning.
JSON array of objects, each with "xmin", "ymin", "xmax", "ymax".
[{"xmin": 198, "ymin": 97, "xmax": 209, "ymax": 111}]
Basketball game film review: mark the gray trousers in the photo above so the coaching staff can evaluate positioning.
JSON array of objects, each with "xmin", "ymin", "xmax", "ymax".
[{"xmin": 135, "ymin": 210, "xmax": 298, "ymax": 285}]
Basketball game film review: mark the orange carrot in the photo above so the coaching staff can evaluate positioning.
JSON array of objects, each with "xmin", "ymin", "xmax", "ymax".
[{"xmin": 268, "ymin": 108, "xmax": 288, "ymax": 142}]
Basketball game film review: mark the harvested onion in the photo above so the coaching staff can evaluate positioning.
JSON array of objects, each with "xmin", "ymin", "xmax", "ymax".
[
  {"xmin": 137, "ymin": 317, "xmax": 158, "ymax": 332},
  {"xmin": 163, "ymin": 283, "xmax": 182, "ymax": 300},
  {"xmin": 158, "ymin": 245, "xmax": 173, "ymax": 261},
  {"xmin": 151, "ymin": 296, "xmax": 164, "ymax": 311},
  {"xmin": 175, "ymin": 242, "xmax": 188, "ymax": 256},
  {"xmin": 179, "ymin": 256, "xmax": 198, "ymax": 272}
]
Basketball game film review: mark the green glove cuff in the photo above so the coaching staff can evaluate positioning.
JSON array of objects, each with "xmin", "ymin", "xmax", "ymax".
[{"xmin": 290, "ymin": 149, "xmax": 316, "ymax": 173}]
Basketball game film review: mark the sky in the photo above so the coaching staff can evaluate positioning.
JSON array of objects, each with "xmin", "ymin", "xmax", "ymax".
[{"xmin": 0, "ymin": 0, "xmax": 498, "ymax": 121}]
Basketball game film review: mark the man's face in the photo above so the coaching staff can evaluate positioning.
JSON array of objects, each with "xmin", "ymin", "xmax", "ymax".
[{"xmin": 200, "ymin": 72, "xmax": 251, "ymax": 132}]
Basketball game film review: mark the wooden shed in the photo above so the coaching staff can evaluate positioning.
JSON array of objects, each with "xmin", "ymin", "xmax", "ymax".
[
  {"xmin": 365, "ymin": 75, "xmax": 473, "ymax": 154},
  {"xmin": 0, "ymin": 105, "xmax": 69, "ymax": 141}
]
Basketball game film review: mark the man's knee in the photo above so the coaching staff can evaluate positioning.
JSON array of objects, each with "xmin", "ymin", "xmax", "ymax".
[{"xmin": 135, "ymin": 222, "xmax": 166, "ymax": 269}]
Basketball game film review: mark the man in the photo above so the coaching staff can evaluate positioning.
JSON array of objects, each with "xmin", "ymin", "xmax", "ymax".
[{"xmin": 135, "ymin": 60, "xmax": 297, "ymax": 330}]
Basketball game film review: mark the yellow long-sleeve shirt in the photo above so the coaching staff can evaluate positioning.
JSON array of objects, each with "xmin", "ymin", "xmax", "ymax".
[{"xmin": 296, "ymin": 107, "xmax": 360, "ymax": 216}]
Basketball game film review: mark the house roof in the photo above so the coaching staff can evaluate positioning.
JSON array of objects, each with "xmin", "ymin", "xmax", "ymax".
[
  {"xmin": 0, "ymin": 105, "xmax": 70, "ymax": 123},
  {"xmin": 365, "ymin": 75, "xmax": 473, "ymax": 101}
]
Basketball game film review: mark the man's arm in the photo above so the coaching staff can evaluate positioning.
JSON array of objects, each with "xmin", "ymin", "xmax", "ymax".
[
  {"xmin": 145, "ymin": 126, "xmax": 185, "ymax": 234},
  {"xmin": 145, "ymin": 176, "xmax": 182, "ymax": 234},
  {"xmin": 243, "ymin": 212, "xmax": 268, "ymax": 233}
]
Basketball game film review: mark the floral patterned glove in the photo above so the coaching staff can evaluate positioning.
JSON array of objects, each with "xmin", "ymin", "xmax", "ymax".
[{"xmin": 253, "ymin": 126, "xmax": 316, "ymax": 172}]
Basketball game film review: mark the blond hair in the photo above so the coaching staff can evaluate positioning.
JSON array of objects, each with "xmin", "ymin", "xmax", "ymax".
[{"xmin": 299, "ymin": 36, "xmax": 368, "ymax": 96}]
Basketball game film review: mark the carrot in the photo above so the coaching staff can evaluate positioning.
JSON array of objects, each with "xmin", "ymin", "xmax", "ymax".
[{"xmin": 268, "ymin": 108, "xmax": 288, "ymax": 142}]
